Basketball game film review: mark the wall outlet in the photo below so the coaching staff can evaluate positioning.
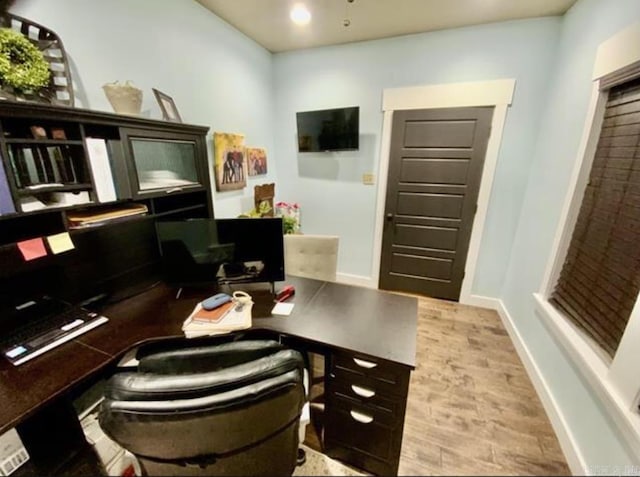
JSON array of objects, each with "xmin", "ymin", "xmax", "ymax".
[{"xmin": 362, "ymin": 173, "xmax": 375, "ymax": 185}]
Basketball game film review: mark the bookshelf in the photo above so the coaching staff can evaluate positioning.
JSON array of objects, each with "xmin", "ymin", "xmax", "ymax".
[{"xmin": 0, "ymin": 102, "xmax": 212, "ymax": 248}]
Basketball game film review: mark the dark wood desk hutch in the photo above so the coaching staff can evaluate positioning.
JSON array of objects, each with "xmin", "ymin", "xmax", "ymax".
[
  {"xmin": 0, "ymin": 103, "xmax": 212, "ymax": 475},
  {"xmin": 0, "ymin": 102, "xmax": 211, "ymax": 300}
]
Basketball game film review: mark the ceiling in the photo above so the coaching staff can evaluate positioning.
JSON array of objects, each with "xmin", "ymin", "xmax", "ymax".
[{"xmin": 195, "ymin": 0, "xmax": 577, "ymax": 53}]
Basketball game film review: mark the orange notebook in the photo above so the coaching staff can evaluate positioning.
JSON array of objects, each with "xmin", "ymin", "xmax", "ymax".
[{"xmin": 192, "ymin": 301, "xmax": 234, "ymax": 323}]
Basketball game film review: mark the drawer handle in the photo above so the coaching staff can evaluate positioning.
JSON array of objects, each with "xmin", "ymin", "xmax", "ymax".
[
  {"xmin": 353, "ymin": 357, "xmax": 377, "ymax": 369},
  {"xmin": 166, "ymin": 187, "xmax": 183, "ymax": 194},
  {"xmin": 350, "ymin": 410, "xmax": 374, "ymax": 424},
  {"xmin": 351, "ymin": 385, "xmax": 375, "ymax": 398}
]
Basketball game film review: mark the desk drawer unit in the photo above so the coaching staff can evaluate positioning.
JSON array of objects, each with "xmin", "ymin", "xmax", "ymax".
[{"xmin": 324, "ymin": 351, "xmax": 410, "ymax": 476}]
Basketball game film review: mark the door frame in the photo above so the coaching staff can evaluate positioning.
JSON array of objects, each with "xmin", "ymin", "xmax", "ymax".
[{"xmin": 372, "ymin": 79, "xmax": 515, "ymax": 307}]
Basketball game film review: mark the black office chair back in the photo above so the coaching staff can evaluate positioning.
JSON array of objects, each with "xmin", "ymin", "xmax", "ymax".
[{"xmin": 99, "ymin": 340, "xmax": 305, "ymax": 476}]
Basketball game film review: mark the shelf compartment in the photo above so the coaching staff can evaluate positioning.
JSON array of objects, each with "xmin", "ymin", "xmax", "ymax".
[
  {"xmin": 66, "ymin": 203, "xmax": 149, "ymax": 230},
  {"xmin": 17, "ymin": 183, "xmax": 93, "ymax": 197},
  {"xmin": 152, "ymin": 189, "xmax": 208, "ymax": 215},
  {"xmin": 153, "ymin": 204, "xmax": 208, "ymax": 219},
  {"xmin": 2, "ymin": 118, "xmax": 82, "ymax": 141},
  {"xmin": 7, "ymin": 144, "xmax": 89, "ymax": 191},
  {"xmin": 0, "ymin": 211, "xmax": 66, "ymax": 246}
]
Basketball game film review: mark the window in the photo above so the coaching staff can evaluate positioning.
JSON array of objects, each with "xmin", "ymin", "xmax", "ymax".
[{"xmin": 551, "ymin": 78, "xmax": 640, "ymax": 358}]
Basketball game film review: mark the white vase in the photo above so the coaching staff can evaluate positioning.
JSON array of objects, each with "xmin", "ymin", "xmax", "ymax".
[{"xmin": 102, "ymin": 81, "xmax": 143, "ymax": 115}]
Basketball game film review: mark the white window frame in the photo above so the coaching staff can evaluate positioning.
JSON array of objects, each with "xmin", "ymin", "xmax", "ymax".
[{"xmin": 535, "ymin": 22, "xmax": 640, "ymax": 461}]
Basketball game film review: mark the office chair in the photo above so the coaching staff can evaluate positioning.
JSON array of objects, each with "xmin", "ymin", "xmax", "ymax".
[
  {"xmin": 283, "ymin": 234, "xmax": 339, "ymax": 282},
  {"xmin": 99, "ymin": 339, "xmax": 306, "ymax": 476}
]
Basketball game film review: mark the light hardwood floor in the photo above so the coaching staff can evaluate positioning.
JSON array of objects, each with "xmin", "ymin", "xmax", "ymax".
[{"xmin": 397, "ymin": 296, "xmax": 570, "ymax": 476}]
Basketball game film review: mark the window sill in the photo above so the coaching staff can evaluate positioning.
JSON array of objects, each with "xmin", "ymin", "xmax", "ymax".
[{"xmin": 533, "ymin": 293, "xmax": 640, "ymax": 461}]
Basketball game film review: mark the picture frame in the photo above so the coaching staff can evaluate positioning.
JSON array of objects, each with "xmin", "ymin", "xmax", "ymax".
[{"xmin": 152, "ymin": 88, "xmax": 182, "ymax": 123}]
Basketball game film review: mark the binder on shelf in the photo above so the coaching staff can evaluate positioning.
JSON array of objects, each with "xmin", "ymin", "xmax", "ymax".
[
  {"xmin": 22, "ymin": 148, "xmax": 40, "ymax": 185},
  {"xmin": 86, "ymin": 138, "xmax": 117, "ymax": 203},
  {"xmin": 37, "ymin": 146, "xmax": 55, "ymax": 183},
  {"xmin": 0, "ymin": 157, "xmax": 15, "ymax": 215},
  {"xmin": 46, "ymin": 146, "xmax": 69, "ymax": 183}
]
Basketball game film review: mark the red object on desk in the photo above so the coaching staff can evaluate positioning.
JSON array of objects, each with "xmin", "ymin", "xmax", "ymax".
[{"xmin": 276, "ymin": 285, "xmax": 295, "ymax": 302}]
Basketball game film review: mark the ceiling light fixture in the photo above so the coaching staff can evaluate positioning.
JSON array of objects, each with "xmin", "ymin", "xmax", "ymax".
[{"xmin": 290, "ymin": 4, "xmax": 311, "ymax": 26}]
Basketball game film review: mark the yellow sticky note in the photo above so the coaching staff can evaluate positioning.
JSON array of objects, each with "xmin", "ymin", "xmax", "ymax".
[{"xmin": 47, "ymin": 232, "xmax": 75, "ymax": 254}]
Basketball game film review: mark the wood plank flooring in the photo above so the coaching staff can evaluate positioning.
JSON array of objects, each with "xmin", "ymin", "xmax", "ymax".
[
  {"xmin": 397, "ymin": 296, "xmax": 570, "ymax": 476},
  {"xmin": 305, "ymin": 295, "xmax": 570, "ymax": 475}
]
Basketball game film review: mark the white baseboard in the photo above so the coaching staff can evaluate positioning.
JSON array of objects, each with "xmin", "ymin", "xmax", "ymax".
[
  {"xmin": 496, "ymin": 300, "xmax": 586, "ymax": 476},
  {"xmin": 335, "ymin": 273, "xmax": 376, "ymax": 288},
  {"xmin": 461, "ymin": 294, "xmax": 500, "ymax": 310}
]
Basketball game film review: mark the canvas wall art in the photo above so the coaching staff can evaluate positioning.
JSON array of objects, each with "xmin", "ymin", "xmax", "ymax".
[
  {"xmin": 213, "ymin": 132, "xmax": 246, "ymax": 191},
  {"xmin": 247, "ymin": 147, "xmax": 267, "ymax": 176}
]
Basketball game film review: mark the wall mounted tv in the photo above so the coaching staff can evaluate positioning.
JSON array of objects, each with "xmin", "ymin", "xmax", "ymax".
[{"xmin": 296, "ymin": 106, "xmax": 359, "ymax": 152}]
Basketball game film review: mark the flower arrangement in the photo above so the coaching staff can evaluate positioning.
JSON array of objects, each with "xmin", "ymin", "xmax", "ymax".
[
  {"xmin": 276, "ymin": 202, "xmax": 301, "ymax": 234},
  {"xmin": 0, "ymin": 28, "xmax": 50, "ymax": 92}
]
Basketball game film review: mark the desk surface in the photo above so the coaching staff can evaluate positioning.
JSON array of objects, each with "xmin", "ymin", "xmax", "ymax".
[{"xmin": 0, "ymin": 277, "xmax": 417, "ymax": 434}]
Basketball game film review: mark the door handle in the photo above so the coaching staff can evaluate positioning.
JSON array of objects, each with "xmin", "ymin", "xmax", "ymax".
[
  {"xmin": 353, "ymin": 357, "xmax": 377, "ymax": 369},
  {"xmin": 351, "ymin": 384, "xmax": 376, "ymax": 398},
  {"xmin": 386, "ymin": 213, "xmax": 393, "ymax": 221},
  {"xmin": 350, "ymin": 410, "xmax": 374, "ymax": 424}
]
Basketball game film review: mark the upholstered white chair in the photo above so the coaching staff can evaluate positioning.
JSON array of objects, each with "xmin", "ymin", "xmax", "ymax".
[{"xmin": 283, "ymin": 234, "xmax": 339, "ymax": 282}]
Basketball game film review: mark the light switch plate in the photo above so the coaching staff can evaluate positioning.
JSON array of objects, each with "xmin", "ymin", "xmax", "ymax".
[{"xmin": 362, "ymin": 173, "xmax": 375, "ymax": 185}]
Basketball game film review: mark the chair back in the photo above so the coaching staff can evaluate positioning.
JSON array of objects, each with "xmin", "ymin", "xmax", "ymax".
[
  {"xmin": 284, "ymin": 234, "xmax": 339, "ymax": 282},
  {"xmin": 99, "ymin": 340, "xmax": 305, "ymax": 476}
]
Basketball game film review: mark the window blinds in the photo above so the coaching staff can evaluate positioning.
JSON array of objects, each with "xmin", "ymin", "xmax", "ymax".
[{"xmin": 551, "ymin": 78, "xmax": 640, "ymax": 357}]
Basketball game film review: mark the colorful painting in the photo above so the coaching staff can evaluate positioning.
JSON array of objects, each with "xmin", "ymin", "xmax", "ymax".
[
  {"xmin": 247, "ymin": 147, "xmax": 268, "ymax": 176},
  {"xmin": 213, "ymin": 132, "xmax": 246, "ymax": 191}
]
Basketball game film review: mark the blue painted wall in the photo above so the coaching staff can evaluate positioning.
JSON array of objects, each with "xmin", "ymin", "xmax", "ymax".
[
  {"xmin": 273, "ymin": 18, "xmax": 561, "ymax": 293},
  {"xmin": 10, "ymin": 0, "xmax": 640, "ymax": 465},
  {"xmin": 502, "ymin": 0, "xmax": 640, "ymax": 467},
  {"xmin": 13, "ymin": 0, "xmax": 277, "ymax": 218}
]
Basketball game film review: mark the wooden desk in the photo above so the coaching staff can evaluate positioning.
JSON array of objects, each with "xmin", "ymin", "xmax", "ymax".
[{"xmin": 0, "ymin": 277, "xmax": 417, "ymax": 475}]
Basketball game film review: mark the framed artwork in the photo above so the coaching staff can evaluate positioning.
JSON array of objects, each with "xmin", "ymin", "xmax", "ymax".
[
  {"xmin": 213, "ymin": 132, "xmax": 246, "ymax": 191},
  {"xmin": 246, "ymin": 147, "xmax": 267, "ymax": 176},
  {"xmin": 153, "ymin": 88, "xmax": 182, "ymax": 122}
]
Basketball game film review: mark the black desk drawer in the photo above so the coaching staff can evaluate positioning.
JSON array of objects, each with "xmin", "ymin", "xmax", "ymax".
[
  {"xmin": 324, "ymin": 398, "xmax": 404, "ymax": 476},
  {"xmin": 326, "ymin": 444, "xmax": 397, "ymax": 477},
  {"xmin": 331, "ymin": 352, "xmax": 410, "ymax": 395},
  {"xmin": 328, "ymin": 389, "xmax": 398, "ymax": 428},
  {"xmin": 325, "ymin": 404, "xmax": 395, "ymax": 461},
  {"xmin": 328, "ymin": 379, "xmax": 405, "ymax": 419}
]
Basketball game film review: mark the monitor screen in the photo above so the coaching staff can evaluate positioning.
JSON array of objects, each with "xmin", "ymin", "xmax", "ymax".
[
  {"xmin": 156, "ymin": 217, "xmax": 284, "ymax": 287},
  {"xmin": 296, "ymin": 106, "xmax": 359, "ymax": 152}
]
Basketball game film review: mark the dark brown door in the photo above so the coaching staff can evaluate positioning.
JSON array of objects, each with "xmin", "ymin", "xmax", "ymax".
[{"xmin": 379, "ymin": 107, "xmax": 493, "ymax": 300}]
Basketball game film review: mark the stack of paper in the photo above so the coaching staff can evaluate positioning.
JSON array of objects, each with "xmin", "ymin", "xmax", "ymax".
[
  {"xmin": 182, "ymin": 300, "xmax": 252, "ymax": 338},
  {"xmin": 67, "ymin": 204, "xmax": 148, "ymax": 229}
]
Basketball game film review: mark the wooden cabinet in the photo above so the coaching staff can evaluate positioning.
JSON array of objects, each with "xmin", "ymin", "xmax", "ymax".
[
  {"xmin": 0, "ymin": 102, "xmax": 212, "ymax": 304},
  {"xmin": 324, "ymin": 350, "xmax": 410, "ymax": 476},
  {"xmin": 0, "ymin": 102, "xmax": 212, "ymax": 247},
  {"xmin": 119, "ymin": 127, "xmax": 208, "ymax": 199}
]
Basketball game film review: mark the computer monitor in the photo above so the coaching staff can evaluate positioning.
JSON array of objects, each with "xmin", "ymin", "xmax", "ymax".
[{"xmin": 156, "ymin": 217, "xmax": 285, "ymax": 289}]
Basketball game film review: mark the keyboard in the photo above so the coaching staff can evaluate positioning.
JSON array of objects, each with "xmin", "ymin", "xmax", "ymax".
[{"xmin": 1, "ymin": 305, "xmax": 109, "ymax": 367}]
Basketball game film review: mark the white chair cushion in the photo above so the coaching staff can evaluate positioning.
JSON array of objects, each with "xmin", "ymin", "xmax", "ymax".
[{"xmin": 283, "ymin": 235, "xmax": 339, "ymax": 282}]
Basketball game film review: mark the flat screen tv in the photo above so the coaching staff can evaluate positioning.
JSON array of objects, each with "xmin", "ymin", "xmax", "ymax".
[
  {"xmin": 156, "ymin": 217, "xmax": 285, "ymax": 288},
  {"xmin": 296, "ymin": 106, "xmax": 359, "ymax": 152}
]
